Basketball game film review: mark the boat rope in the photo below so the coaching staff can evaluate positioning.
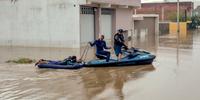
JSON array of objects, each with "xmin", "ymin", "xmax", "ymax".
[
  {"xmin": 80, "ymin": 45, "xmax": 87, "ymax": 60},
  {"xmin": 80, "ymin": 44, "xmax": 90, "ymax": 61},
  {"xmin": 83, "ymin": 44, "xmax": 90, "ymax": 61}
]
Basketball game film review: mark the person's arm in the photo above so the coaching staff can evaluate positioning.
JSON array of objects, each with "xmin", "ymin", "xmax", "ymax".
[
  {"xmin": 114, "ymin": 34, "xmax": 124, "ymax": 44},
  {"xmin": 114, "ymin": 34, "xmax": 120, "ymax": 43},
  {"xmin": 120, "ymin": 35, "xmax": 128, "ymax": 49},
  {"xmin": 121, "ymin": 34, "xmax": 125, "ymax": 43},
  {"xmin": 103, "ymin": 41, "xmax": 111, "ymax": 49},
  {"xmin": 118, "ymin": 34, "xmax": 128, "ymax": 49},
  {"xmin": 122, "ymin": 44, "xmax": 128, "ymax": 50},
  {"xmin": 89, "ymin": 40, "xmax": 96, "ymax": 47},
  {"xmin": 121, "ymin": 35, "xmax": 128, "ymax": 50}
]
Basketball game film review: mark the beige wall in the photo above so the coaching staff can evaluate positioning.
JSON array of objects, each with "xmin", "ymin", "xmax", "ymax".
[
  {"xmin": 133, "ymin": 16, "xmax": 159, "ymax": 50},
  {"xmin": 134, "ymin": 18, "xmax": 156, "ymax": 50},
  {"xmin": 92, "ymin": 8, "xmax": 133, "ymax": 35},
  {"xmin": 134, "ymin": 17, "xmax": 156, "ymax": 35},
  {"xmin": 115, "ymin": 8, "xmax": 133, "ymax": 32},
  {"xmin": 91, "ymin": 7, "xmax": 133, "ymax": 45}
]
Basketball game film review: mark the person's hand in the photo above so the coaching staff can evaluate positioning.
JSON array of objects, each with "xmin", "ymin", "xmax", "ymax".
[
  {"xmin": 88, "ymin": 42, "xmax": 92, "ymax": 45},
  {"xmin": 108, "ymin": 47, "xmax": 112, "ymax": 49},
  {"xmin": 88, "ymin": 42, "xmax": 91, "ymax": 44},
  {"xmin": 123, "ymin": 45, "xmax": 128, "ymax": 50}
]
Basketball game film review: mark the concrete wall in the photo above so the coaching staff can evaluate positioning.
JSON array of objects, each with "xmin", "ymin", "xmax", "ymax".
[
  {"xmin": 115, "ymin": 8, "xmax": 133, "ymax": 32},
  {"xmin": 0, "ymin": 0, "xmax": 84, "ymax": 48},
  {"xmin": 134, "ymin": 17, "xmax": 156, "ymax": 50},
  {"xmin": 169, "ymin": 22, "xmax": 187, "ymax": 35},
  {"xmin": 133, "ymin": 15, "xmax": 159, "ymax": 50},
  {"xmin": 114, "ymin": 8, "xmax": 133, "ymax": 45},
  {"xmin": 134, "ymin": 17, "xmax": 156, "ymax": 35}
]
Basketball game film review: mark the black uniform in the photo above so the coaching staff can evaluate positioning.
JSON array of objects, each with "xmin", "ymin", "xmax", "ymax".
[
  {"xmin": 114, "ymin": 33, "xmax": 127, "ymax": 56},
  {"xmin": 90, "ymin": 39, "xmax": 111, "ymax": 62}
]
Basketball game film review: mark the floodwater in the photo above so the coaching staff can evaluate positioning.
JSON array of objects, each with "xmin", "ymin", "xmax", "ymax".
[{"xmin": 1, "ymin": 29, "xmax": 200, "ymax": 100}]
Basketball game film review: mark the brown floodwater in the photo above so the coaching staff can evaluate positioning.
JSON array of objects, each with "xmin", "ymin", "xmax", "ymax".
[{"xmin": 1, "ymin": 29, "xmax": 200, "ymax": 100}]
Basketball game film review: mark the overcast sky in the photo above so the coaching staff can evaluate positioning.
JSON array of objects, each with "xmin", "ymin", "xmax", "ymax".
[{"xmin": 141, "ymin": 0, "xmax": 200, "ymax": 8}]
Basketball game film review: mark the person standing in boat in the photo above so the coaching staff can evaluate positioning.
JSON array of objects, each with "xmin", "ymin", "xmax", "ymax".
[
  {"xmin": 114, "ymin": 29, "xmax": 128, "ymax": 61},
  {"xmin": 89, "ymin": 34, "xmax": 111, "ymax": 62}
]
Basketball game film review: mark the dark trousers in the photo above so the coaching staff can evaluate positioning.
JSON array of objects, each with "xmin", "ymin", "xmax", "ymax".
[
  {"xmin": 96, "ymin": 51, "xmax": 110, "ymax": 62},
  {"xmin": 114, "ymin": 45, "xmax": 122, "ymax": 57}
]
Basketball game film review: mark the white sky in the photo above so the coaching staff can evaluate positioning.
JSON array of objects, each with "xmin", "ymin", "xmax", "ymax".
[{"xmin": 141, "ymin": 0, "xmax": 200, "ymax": 8}]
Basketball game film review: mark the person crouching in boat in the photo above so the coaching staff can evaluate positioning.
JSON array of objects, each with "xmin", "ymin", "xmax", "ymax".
[
  {"xmin": 35, "ymin": 56, "xmax": 82, "ymax": 66},
  {"xmin": 114, "ymin": 29, "xmax": 128, "ymax": 61},
  {"xmin": 89, "ymin": 34, "xmax": 111, "ymax": 62}
]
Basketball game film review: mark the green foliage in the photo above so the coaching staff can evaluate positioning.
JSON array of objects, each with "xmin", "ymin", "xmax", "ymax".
[
  {"xmin": 168, "ymin": 12, "xmax": 177, "ymax": 22},
  {"xmin": 189, "ymin": 16, "xmax": 200, "ymax": 29},
  {"xmin": 167, "ymin": 12, "xmax": 200, "ymax": 29},
  {"xmin": 6, "ymin": 58, "xmax": 36, "ymax": 64}
]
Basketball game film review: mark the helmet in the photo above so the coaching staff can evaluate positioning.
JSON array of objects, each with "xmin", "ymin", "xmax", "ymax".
[{"xmin": 118, "ymin": 29, "xmax": 125, "ymax": 33}]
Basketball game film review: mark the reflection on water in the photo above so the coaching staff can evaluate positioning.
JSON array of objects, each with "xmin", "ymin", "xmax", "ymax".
[
  {"xmin": 0, "ymin": 64, "xmax": 154, "ymax": 100},
  {"xmin": 80, "ymin": 66, "xmax": 154, "ymax": 100},
  {"xmin": 159, "ymin": 30, "xmax": 194, "ymax": 49},
  {"xmin": 1, "ymin": 29, "xmax": 200, "ymax": 100}
]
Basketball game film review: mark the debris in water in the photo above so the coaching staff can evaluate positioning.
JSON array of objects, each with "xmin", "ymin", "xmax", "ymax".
[{"xmin": 6, "ymin": 58, "xmax": 36, "ymax": 64}]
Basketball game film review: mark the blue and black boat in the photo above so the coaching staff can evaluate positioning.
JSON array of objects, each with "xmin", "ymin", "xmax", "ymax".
[
  {"xmin": 37, "ymin": 56, "xmax": 84, "ymax": 69},
  {"xmin": 85, "ymin": 48, "xmax": 156, "ymax": 67},
  {"xmin": 36, "ymin": 48, "xmax": 156, "ymax": 69},
  {"xmin": 37, "ymin": 62, "xmax": 84, "ymax": 69}
]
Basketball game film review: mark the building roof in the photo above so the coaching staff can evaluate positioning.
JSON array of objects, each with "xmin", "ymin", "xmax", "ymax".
[
  {"xmin": 142, "ymin": 1, "xmax": 193, "ymax": 4},
  {"xmin": 133, "ymin": 14, "xmax": 159, "ymax": 20},
  {"xmin": 140, "ymin": 1, "xmax": 194, "ymax": 10},
  {"xmin": 86, "ymin": 0, "xmax": 141, "ymax": 8}
]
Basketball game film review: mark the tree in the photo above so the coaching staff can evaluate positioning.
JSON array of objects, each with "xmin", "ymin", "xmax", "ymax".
[{"xmin": 189, "ymin": 15, "xmax": 200, "ymax": 29}]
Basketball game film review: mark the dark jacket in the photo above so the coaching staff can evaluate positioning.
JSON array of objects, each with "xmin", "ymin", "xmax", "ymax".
[
  {"xmin": 90, "ymin": 39, "xmax": 110, "ymax": 53},
  {"xmin": 114, "ymin": 33, "xmax": 125, "ymax": 47}
]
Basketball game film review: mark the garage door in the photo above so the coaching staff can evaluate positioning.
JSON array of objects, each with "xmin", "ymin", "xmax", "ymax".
[
  {"xmin": 101, "ymin": 9, "xmax": 113, "ymax": 44},
  {"xmin": 134, "ymin": 17, "xmax": 156, "ymax": 50},
  {"xmin": 80, "ymin": 7, "xmax": 95, "ymax": 46}
]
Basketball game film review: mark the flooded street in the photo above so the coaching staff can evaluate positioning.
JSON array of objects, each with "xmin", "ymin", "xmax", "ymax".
[{"xmin": 1, "ymin": 30, "xmax": 200, "ymax": 100}]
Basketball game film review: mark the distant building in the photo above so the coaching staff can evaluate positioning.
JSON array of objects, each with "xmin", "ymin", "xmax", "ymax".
[
  {"xmin": 136, "ymin": 2, "xmax": 194, "ymax": 21},
  {"xmin": 193, "ymin": 6, "xmax": 200, "ymax": 16}
]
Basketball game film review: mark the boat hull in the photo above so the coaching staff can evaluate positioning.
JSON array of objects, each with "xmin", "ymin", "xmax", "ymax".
[
  {"xmin": 37, "ymin": 49, "xmax": 156, "ymax": 69},
  {"xmin": 38, "ymin": 63, "xmax": 84, "ymax": 69},
  {"xmin": 85, "ymin": 52, "xmax": 156, "ymax": 67}
]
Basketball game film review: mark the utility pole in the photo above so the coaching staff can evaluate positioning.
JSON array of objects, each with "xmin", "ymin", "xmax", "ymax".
[
  {"xmin": 161, "ymin": 7, "xmax": 165, "ymax": 21},
  {"xmin": 177, "ymin": 0, "xmax": 180, "ymax": 65},
  {"xmin": 177, "ymin": 0, "xmax": 180, "ymax": 36}
]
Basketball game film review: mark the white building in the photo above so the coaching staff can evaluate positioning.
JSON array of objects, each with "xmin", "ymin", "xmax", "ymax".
[{"xmin": 0, "ymin": 0, "xmax": 141, "ymax": 48}]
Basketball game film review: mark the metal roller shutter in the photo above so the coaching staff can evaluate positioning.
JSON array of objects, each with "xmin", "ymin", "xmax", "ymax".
[
  {"xmin": 101, "ymin": 9, "xmax": 113, "ymax": 44},
  {"xmin": 80, "ymin": 7, "xmax": 95, "ymax": 46}
]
